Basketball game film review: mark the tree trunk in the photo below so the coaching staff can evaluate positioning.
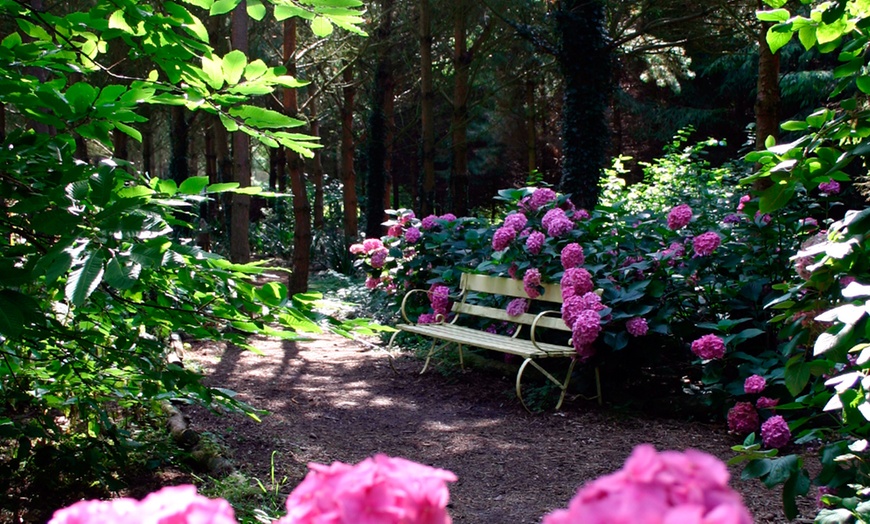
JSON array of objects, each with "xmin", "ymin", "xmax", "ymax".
[
  {"xmin": 365, "ymin": 0, "xmax": 395, "ymax": 239},
  {"xmin": 526, "ymin": 80, "xmax": 536, "ymax": 175},
  {"xmin": 450, "ymin": 0, "xmax": 470, "ymax": 216},
  {"xmin": 169, "ymin": 105, "xmax": 190, "ymax": 185},
  {"xmin": 340, "ymin": 63, "xmax": 358, "ymax": 239},
  {"xmin": 0, "ymin": 103, "xmax": 5, "ymax": 143},
  {"xmin": 754, "ymin": 0, "xmax": 780, "ymax": 191},
  {"xmin": 309, "ymin": 87, "xmax": 325, "ymax": 230},
  {"xmin": 419, "ymin": 0, "xmax": 436, "ymax": 215},
  {"xmin": 113, "ymin": 129, "xmax": 128, "ymax": 161},
  {"xmin": 142, "ymin": 105, "xmax": 153, "ymax": 176},
  {"xmin": 383, "ymin": 71, "xmax": 395, "ymax": 212},
  {"xmin": 229, "ymin": 1, "xmax": 251, "ymax": 264},
  {"xmin": 285, "ymin": 17, "xmax": 311, "ymax": 294},
  {"xmin": 556, "ymin": 0, "xmax": 611, "ymax": 210}
]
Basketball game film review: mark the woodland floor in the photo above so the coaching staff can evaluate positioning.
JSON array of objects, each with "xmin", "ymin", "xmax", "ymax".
[{"xmin": 184, "ymin": 331, "xmax": 819, "ymax": 524}]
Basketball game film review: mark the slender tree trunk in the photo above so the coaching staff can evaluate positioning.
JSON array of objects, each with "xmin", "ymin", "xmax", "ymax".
[
  {"xmin": 526, "ymin": 80, "xmax": 536, "ymax": 175},
  {"xmin": 754, "ymin": 0, "xmax": 780, "ymax": 191},
  {"xmin": 419, "ymin": 0, "xmax": 436, "ymax": 215},
  {"xmin": 169, "ymin": 105, "xmax": 190, "ymax": 185},
  {"xmin": 340, "ymin": 63, "xmax": 358, "ymax": 238},
  {"xmin": 285, "ymin": 17, "xmax": 311, "ymax": 294},
  {"xmin": 450, "ymin": 0, "xmax": 470, "ymax": 216},
  {"xmin": 309, "ymin": 87, "xmax": 325, "ymax": 230},
  {"xmin": 365, "ymin": 0, "xmax": 395, "ymax": 239},
  {"xmin": 204, "ymin": 118, "xmax": 217, "ymax": 224},
  {"xmin": 229, "ymin": 1, "xmax": 251, "ymax": 263},
  {"xmin": 142, "ymin": 105, "xmax": 153, "ymax": 176},
  {"xmin": 383, "ymin": 73, "xmax": 395, "ymax": 212},
  {"xmin": 113, "ymin": 130, "xmax": 129, "ymax": 160},
  {"xmin": 556, "ymin": 0, "xmax": 611, "ymax": 210}
]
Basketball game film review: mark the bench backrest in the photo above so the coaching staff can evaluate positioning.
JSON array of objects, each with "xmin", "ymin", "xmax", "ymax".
[{"xmin": 454, "ymin": 273, "xmax": 570, "ymax": 332}]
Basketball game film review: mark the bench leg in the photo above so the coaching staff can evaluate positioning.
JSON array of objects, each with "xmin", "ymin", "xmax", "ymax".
[
  {"xmin": 457, "ymin": 343, "xmax": 464, "ymax": 370},
  {"xmin": 516, "ymin": 358, "xmax": 577, "ymax": 413},
  {"xmin": 420, "ymin": 339, "xmax": 454, "ymax": 374}
]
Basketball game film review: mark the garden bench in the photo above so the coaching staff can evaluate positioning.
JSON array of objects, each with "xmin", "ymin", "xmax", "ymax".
[{"xmin": 389, "ymin": 273, "xmax": 601, "ymax": 412}]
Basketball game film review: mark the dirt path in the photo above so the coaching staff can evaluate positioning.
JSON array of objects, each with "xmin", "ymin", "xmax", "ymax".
[{"xmin": 187, "ymin": 333, "xmax": 810, "ymax": 523}]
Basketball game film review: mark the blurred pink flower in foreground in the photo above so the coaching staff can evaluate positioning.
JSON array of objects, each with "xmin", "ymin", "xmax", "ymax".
[
  {"xmin": 278, "ymin": 454, "xmax": 457, "ymax": 524},
  {"xmin": 542, "ymin": 444, "xmax": 752, "ymax": 524}
]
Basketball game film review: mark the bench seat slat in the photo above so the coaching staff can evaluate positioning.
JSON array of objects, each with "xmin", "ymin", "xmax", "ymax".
[{"xmin": 396, "ymin": 323, "xmax": 575, "ymax": 358}]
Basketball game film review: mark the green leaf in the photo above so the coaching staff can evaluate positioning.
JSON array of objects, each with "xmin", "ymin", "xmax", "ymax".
[
  {"xmin": 66, "ymin": 82, "xmax": 98, "ymax": 118},
  {"xmin": 763, "ymin": 0, "xmax": 787, "ymax": 7},
  {"xmin": 274, "ymin": 4, "xmax": 313, "ymax": 21},
  {"xmin": 222, "ymin": 50, "xmax": 247, "ymax": 86},
  {"xmin": 210, "ymin": 0, "xmax": 241, "ymax": 15},
  {"xmin": 815, "ymin": 509, "xmax": 856, "ymax": 524},
  {"xmin": 201, "ymin": 55, "xmax": 224, "ymax": 90},
  {"xmin": 206, "ymin": 182, "xmax": 240, "ymax": 193},
  {"xmin": 856, "ymin": 76, "xmax": 870, "ymax": 94},
  {"xmin": 757, "ymin": 9, "xmax": 790, "ymax": 22},
  {"xmin": 759, "ymin": 181, "xmax": 796, "ymax": 213},
  {"xmin": 798, "ymin": 26, "xmax": 817, "ymax": 50},
  {"xmin": 310, "ymin": 16, "xmax": 334, "ymax": 36},
  {"xmin": 109, "ymin": 10, "xmax": 134, "ymax": 33},
  {"xmin": 767, "ymin": 25, "xmax": 793, "ymax": 53},
  {"xmin": 66, "ymin": 248, "xmax": 106, "ymax": 306},
  {"xmin": 818, "ymin": 18, "xmax": 848, "ymax": 44},
  {"xmin": 785, "ymin": 357, "xmax": 811, "ymax": 396},
  {"xmin": 256, "ymin": 282, "xmax": 287, "ymax": 306},
  {"xmin": 763, "ymin": 455, "xmax": 800, "ymax": 488},
  {"xmin": 179, "ymin": 176, "xmax": 210, "ymax": 195},
  {"xmin": 247, "ymin": 0, "xmax": 266, "ymax": 20},
  {"xmin": 104, "ymin": 257, "xmax": 140, "ymax": 290},
  {"xmin": 229, "ymin": 105, "xmax": 305, "ymax": 129}
]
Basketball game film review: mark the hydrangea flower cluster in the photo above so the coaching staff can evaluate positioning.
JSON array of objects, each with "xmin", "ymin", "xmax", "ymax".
[
  {"xmin": 743, "ymin": 374, "xmax": 766, "ymax": 394},
  {"xmin": 736, "ymin": 194, "xmax": 750, "ymax": 212},
  {"xmin": 527, "ymin": 187, "xmax": 557, "ymax": 210},
  {"xmin": 760, "ymin": 415, "xmax": 791, "ymax": 449},
  {"xmin": 506, "ymin": 298, "xmax": 529, "ymax": 317},
  {"xmin": 818, "ymin": 179, "xmax": 841, "ymax": 195},
  {"xmin": 756, "ymin": 397, "xmax": 779, "ymax": 409},
  {"xmin": 503, "ymin": 212, "xmax": 528, "ymax": 232},
  {"xmin": 523, "ymin": 268, "xmax": 542, "ymax": 299},
  {"xmin": 405, "ymin": 227, "xmax": 422, "ymax": 244},
  {"xmin": 492, "ymin": 226, "xmax": 516, "ymax": 251},
  {"xmin": 560, "ymin": 268, "xmax": 594, "ymax": 299},
  {"xmin": 690, "ymin": 334, "xmax": 726, "ymax": 360},
  {"xmin": 525, "ymin": 231, "xmax": 545, "ymax": 255},
  {"xmin": 666, "ymin": 204, "xmax": 693, "ymax": 230},
  {"xmin": 542, "ymin": 444, "xmax": 752, "ymax": 524},
  {"xmin": 278, "ymin": 455, "xmax": 457, "ymax": 524},
  {"xmin": 541, "ymin": 208, "xmax": 573, "ymax": 237},
  {"xmin": 562, "ymin": 292, "xmax": 605, "ymax": 328},
  {"xmin": 626, "ymin": 317, "xmax": 649, "ymax": 337},
  {"xmin": 49, "ymin": 485, "xmax": 237, "ymax": 524},
  {"xmin": 692, "ymin": 231, "xmax": 721, "ymax": 257},
  {"xmin": 570, "ymin": 309, "xmax": 602, "ymax": 361},
  {"xmin": 560, "ymin": 243, "xmax": 585, "ymax": 269},
  {"xmin": 727, "ymin": 401, "xmax": 759, "ymax": 435}
]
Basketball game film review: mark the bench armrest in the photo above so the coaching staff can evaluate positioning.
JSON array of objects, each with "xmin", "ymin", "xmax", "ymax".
[
  {"xmin": 398, "ymin": 288, "xmax": 462, "ymax": 324},
  {"xmin": 530, "ymin": 310, "xmax": 570, "ymax": 354}
]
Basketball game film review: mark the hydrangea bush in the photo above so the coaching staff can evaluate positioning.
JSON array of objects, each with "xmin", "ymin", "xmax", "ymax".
[{"xmin": 49, "ymin": 448, "xmax": 752, "ymax": 524}]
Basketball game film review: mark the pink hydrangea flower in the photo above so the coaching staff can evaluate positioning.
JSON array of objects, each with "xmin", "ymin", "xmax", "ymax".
[
  {"xmin": 542, "ymin": 208, "xmax": 567, "ymax": 230},
  {"xmin": 562, "ymin": 292, "xmax": 605, "ymax": 329},
  {"xmin": 722, "ymin": 213, "xmax": 742, "ymax": 225},
  {"xmin": 439, "ymin": 213, "xmax": 457, "ymax": 222},
  {"xmin": 528, "ymin": 188, "xmax": 557, "ymax": 210},
  {"xmin": 421, "ymin": 215, "xmax": 438, "ymax": 230},
  {"xmin": 667, "ymin": 204, "xmax": 693, "ymax": 230},
  {"xmin": 523, "ymin": 268, "xmax": 542, "ymax": 299},
  {"xmin": 560, "ymin": 243, "xmax": 585, "ymax": 269},
  {"xmin": 626, "ymin": 317, "xmax": 648, "ymax": 337},
  {"xmin": 399, "ymin": 211, "xmax": 415, "ymax": 224},
  {"xmin": 492, "ymin": 226, "xmax": 516, "ymax": 251},
  {"xmin": 418, "ymin": 313, "xmax": 437, "ymax": 324},
  {"xmin": 756, "ymin": 397, "xmax": 779, "ymax": 409},
  {"xmin": 542, "ymin": 445, "xmax": 752, "ymax": 524},
  {"xmin": 542, "ymin": 208, "xmax": 574, "ymax": 237},
  {"xmin": 50, "ymin": 485, "xmax": 237, "ymax": 524},
  {"xmin": 504, "ymin": 212, "xmax": 528, "ymax": 232},
  {"xmin": 363, "ymin": 238, "xmax": 385, "ymax": 253},
  {"xmin": 727, "ymin": 402, "xmax": 759, "ymax": 435},
  {"xmin": 506, "ymin": 298, "xmax": 529, "ymax": 317},
  {"xmin": 573, "ymin": 208, "xmax": 590, "ymax": 221},
  {"xmin": 761, "ymin": 415, "xmax": 791, "ymax": 449},
  {"xmin": 405, "ymin": 227, "xmax": 422, "ymax": 244},
  {"xmin": 365, "ymin": 277, "xmax": 379, "ymax": 289},
  {"xmin": 692, "ymin": 231, "xmax": 721, "ymax": 257},
  {"xmin": 349, "ymin": 243, "xmax": 365, "ymax": 255},
  {"xmin": 743, "ymin": 374, "xmax": 766, "ymax": 394},
  {"xmin": 800, "ymin": 217, "xmax": 818, "ymax": 229},
  {"xmin": 387, "ymin": 224, "xmax": 403, "ymax": 237},
  {"xmin": 571, "ymin": 309, "xmax": 601, "ymax": 357},
  {"xmin": 279, "ymin": 454, "xmax": 457, "ymax": 524},
  {"xmin": 370, "ymin": 247, "xmax": 389, "ymax": 269},
  {"xmin": 430, "ymin": 285, "xmax": 450, "ymax": 315},
  {"xmin": 737, "ymin": 194, "xmax": 750, "ymax": 212},
  {"xmin": 841, "ymin": 276, "xmax": 857, "ymax": 287},
  {"xmin": 525, "ymin": 231, "xmax": 545, "ymax": 255},
  {"xmin": 508, "ymin": 264, "xmax": 518, "ymax": 279},
  {"xmin": 561, "ymin": 268, "xmax": 594, "ymax": 300},
  {"xmin": 690, "ymin": 334, "xmax": 726, "ymax": 360},
  {"xmin": 819, "ymin": 179, "xmax": 841, "ymax": 195}
]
